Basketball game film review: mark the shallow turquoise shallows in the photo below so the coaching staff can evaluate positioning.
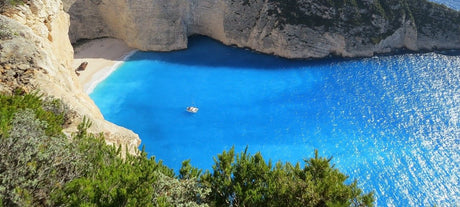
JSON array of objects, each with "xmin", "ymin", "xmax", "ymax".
[{"xmin": 90, "ymin": 36, "xmax": 459, "ymax": 206}]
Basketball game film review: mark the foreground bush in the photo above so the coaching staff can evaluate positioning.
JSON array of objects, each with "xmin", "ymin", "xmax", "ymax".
[
  {"xmin": 201, "ymin": 148, "xmax": 374, "ymax": 207},
  {"xmin": 0, "ymin": 93, "xmax": 80, "ymax": 206},
  {"xmin": 0, "ymin": 109, "xmax": 82, "ymax": 206},
  {"xmin": 52, "ymin": 119, "xmax": 209, "ymax": 206},
  {"xmin": 0, "ymin": 93, "xmax": 208, "ymax": 206},
  {"xmin": 0, "ymin": 93, "xmax": 373, "ymax": 206}
]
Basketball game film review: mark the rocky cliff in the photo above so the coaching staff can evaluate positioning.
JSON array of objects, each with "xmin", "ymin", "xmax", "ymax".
[
  {"xmin": 1, "ymin": 0, "xmax": 458, "ymax": 155},
  {"xmin": 64, "ymin": 0, "xmax": 460, "ymax": 58},
  {"xmin": 0, "ymin": 0, "xmax": 140, "ymax": 155}
]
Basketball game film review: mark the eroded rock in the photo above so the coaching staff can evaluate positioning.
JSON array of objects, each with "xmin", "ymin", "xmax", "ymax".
[
  {"xmin": 63, "ymin": 0, "xmax": 460, "ymax": 59},
  {"xmin": 0, "ymin": 2, "xmax": 140, "ymax": 155}
]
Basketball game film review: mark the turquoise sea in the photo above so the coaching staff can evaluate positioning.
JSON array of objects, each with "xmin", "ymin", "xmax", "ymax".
[
  {"xmin": 91, "ymin": 36, "xmax": 459, "ymax": 206},
  {"xmin": 90, "ymin": 2, "xmax": 459, "ymax": 204}
]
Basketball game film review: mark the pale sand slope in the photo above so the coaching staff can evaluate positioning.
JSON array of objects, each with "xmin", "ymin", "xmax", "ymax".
[{"xmin": 73, "ymin": 38, "xmax": 136, "ymax": 94}]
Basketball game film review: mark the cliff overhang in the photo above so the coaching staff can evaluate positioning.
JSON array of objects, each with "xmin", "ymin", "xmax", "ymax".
[
  {"xmin": 0, "ymin": 0, "xmax": 140, "ymax": 155},
  {"xmin": 64, "ymin": 0, "xmax": 460, "ymax": 59},
  {"xmin": 1, "ymin": 0, "xmax": 459, "ymax": 156}
]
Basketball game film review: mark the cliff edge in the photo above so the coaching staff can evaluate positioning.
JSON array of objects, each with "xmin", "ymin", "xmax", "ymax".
[
  {"xmin": 1, "ymin": 0, "xmax": 458, "ymax": 155},
  {"xmin": 0, "ymin": 0, "xmax": 140, "ymax": 155},
  {"xmin": 65, "ymin": 0, "xmax": 460, "ymax": 59}
]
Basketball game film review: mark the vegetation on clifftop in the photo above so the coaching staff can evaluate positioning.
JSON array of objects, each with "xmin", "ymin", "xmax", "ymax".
[
  {"xmin": 266, "ymin": 0, "xmax": 459, "ymax": 45},
  {"xmin": 0, "ymin": 0, "xmax": 26, "ymax": 13},
  {"xmin": 0, "ymin": 92, "xmax": 374, "ymax": 206},
  {"xmin": 0, "ymin": 0, "xmax": 26, "ymax": 7}
]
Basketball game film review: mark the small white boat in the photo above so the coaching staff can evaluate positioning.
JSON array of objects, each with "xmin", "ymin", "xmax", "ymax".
[{"xmin": 186, "ymin": 106, "xmax": 199, "ymax": 113}]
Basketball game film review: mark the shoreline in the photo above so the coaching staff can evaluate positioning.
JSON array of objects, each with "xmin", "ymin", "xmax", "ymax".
[
  {"xmin": 72, "ymin": 37, "xmax": 460, "ymax": 95},
  {"xmin": 73, "ymin": 38, "xmax": 136, "ymax": 94}
]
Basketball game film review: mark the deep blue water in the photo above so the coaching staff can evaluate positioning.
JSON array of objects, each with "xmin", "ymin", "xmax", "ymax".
[{"xmin": 91, "ymin": 36, "xmax": 459, "ymax": 206}]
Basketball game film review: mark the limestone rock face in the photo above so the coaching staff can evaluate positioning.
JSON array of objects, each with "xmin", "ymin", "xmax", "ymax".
[
  {"xmin": 0, "ymin": 1, "xmax": 140, "ymax": 155},
  {"xmin": 2, "ymin": 0, "xmax": 458, "ymax": 153},
  {"xmin": 64, "ymin": 0, "xmax": 109, "ymax": 43},
  {"xmin": 65, "ymin": 0, "xmax": 190, "ymax": 51},
  {"xmin": 64, "ymin": 0, "xmax": 460, "ymax": 59},
  {"xmin": 3, "ymin": 0, "xmax": 73, "ymax": 68},
  {"xmin": 187, "ymin": 0, "xmax": 226, "ymax": 41}
]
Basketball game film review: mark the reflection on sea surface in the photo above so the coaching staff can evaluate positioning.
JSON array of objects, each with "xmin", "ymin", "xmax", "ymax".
[{"xmin": 91, "ymin": 36, "xmax": 459, "ymax": 206}]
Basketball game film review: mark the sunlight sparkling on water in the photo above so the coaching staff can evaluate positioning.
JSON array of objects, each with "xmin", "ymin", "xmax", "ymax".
[{"xmin": 90, "ymin": 37, "xmax": 460, "ymax": 206}]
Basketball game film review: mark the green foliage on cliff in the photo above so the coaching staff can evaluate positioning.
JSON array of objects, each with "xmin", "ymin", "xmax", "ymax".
[
  {"xmin": 201, "ymin": 147, "xmax": 374, "ymax": 207},
  {"xmin": 0, "ymin": 93, "xmax": 208, "ymax": 206},
  {"xmin": 0, "ymin": 0, "xmax": 26, "ymax": 13},
  {"xmin": 266, "ymin": 0, "xmax": 459, "ymax": 44},
  {"xmin": 405, "ymin": 0, "xmax": 460, "ymax": 34},
  {"xmin": 2, "ymin": 0, "xmax": 26, "ymax": 6},
  {"xmin": 0, "ymin": 92, "xmax": 67, "ymax": 140},
  {"xmin": 0, "ymin": 93, "xmax": 81, "ymax": 206},
  {"xmin": 52, "ymin": 120, "xmax": 209, "ymax": 206},
  {"xmin": 0, "ymin": 93, "xmax": 374, "ymax": 206}
]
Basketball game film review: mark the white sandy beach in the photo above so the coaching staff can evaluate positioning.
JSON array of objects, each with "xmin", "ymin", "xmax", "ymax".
[{"xmin": 73, "ymin": 38, "xmax": 136, "ymax": 94}]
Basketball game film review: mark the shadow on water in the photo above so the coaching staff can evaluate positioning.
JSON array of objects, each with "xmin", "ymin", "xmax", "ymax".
[
  {"xmin": 126, "ymin": 35, "xmax": 460, "ymax": 70},
  {"xmin": 91, "ymin": 33, "xmax": 460, "ymax": 205},
  {"xmin": 74, "ymin": 34, "xmax": 460, "ymax": 69},
  {"xmin": 126, "ymin": 36, "xmax": 353, "ymax": 70}
]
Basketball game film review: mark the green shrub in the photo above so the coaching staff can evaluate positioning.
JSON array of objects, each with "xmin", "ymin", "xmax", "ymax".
[
  {"xmin": 0, "ymin": 93, "xmax": 373, "ymax": 206},
  {"xmin": 0, "ymin": 0, "xmax": 26, "ymax": 13},
  {"xmin": 201, "ymin": 147, "xmax": 374, "ymax": 207},
  {"xmin": 52, "ymin": 119, "xmax": 209, "ymax": 206},
  {"xmin": 0, "ymin": 92, "xmax": 67, "ymax": 138},
  {"xmin": 0, "ymin": 109, "xmax": 83, "ymax": 206},
  {"xmin": 2, "ymin": 0, "xmax": 26, "ymax": 7}
]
